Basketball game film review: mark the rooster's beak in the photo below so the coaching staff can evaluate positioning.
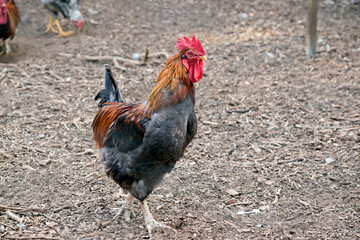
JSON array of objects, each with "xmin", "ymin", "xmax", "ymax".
[
  {"xmin": 1, "ymin": 3, "xmax": 5, "ymax": 7},
  {"xmin": 198, "ymin": 56, "xmax": 207, "ymax": 61}
]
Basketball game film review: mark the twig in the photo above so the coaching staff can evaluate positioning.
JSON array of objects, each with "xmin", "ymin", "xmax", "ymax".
[
  {"xmin": 143, "ymin": 51, "xmax": 169, "ymax": 59},
  {"xmin": 272, "ymin": 194, "xmax": 279, "ymax": 205},
  {"xmin": 272, "ymin": 188, "xmax": 281, "ymax": 205},
  {"xmin": 4, "ymin": 236, "xmax": 60, "ymax": 240},
  {"xmin": 22, "ymin": 165, "xmax": 35, "ymax": 171},
  {"xmin": 62, "ymin": 123, "xmax": 70, "ymax": 131},
  {"xmin": 143, "ymin": 48, "xmax": 149, "ymax": 65},
  {"xmin": 330, "ymin": 117, "xmax": 360, "ymax": 122},
  {"xmin": 0, "ymin": 74, "xmax": 6, "ymax": 82},
  {"xmin": 297, "ymin": 198, "xmax": 310, "ymax": 207},
  {"xmin": 226, "ymin": 107, "xmax": 254, "ymax": 114},
  {"xmin": 56, "ymin": 53, "xmax": 73, "ymax": 58},
  {"xmin": 306, "ymin": 0, "xmax": 318, "ymax": 55},
  {"xmin": 53, "ymin": 197, "xmax": 104, "ymax": 213},
  {"xmin": 0, "ymin": 205, "xmax": 26, "ymax": 211},
  {"xmin": 58, "ymin": 53, "xmax": 141, "ymax": 66},
  {"xmin": 75, "ymin": 149, "xmax": 94, "ymax": 156},
  {"xmin": 202, "ymin": 120, "xmax": 219, "ymax": 126},
  {"xmin": 0, "ymin": 221, "xmax": 16, "ymax": 230},
  {"xmin": 224, "ymin": 220, "xmax": 252, "ymax": 233},
  {"xmin": 41, "ymin": 214, "xmax": 60, "ymax": 223},
  {"xmin": 156, "ymin": 204, "xmax": 164, "ymax": 210},
  {"xmin": 46, "ymin": 70, "xmax": 65, "ymax": 82},
  {"xmin": 14, "ymin": 66, "xmax": 30, "ymax": 79},
  {"xmin": 284, "ymin": 216, "xmax": 296, "ymax": 221},
  {"xmin": 73, "ymin": 119, "xmax": 80, "ymax": 129},
  {"xmin": 52, "ymin": 205, "xmax": 72, "ymax": 213},
  {"xmin": 344, "ymin": 113, "xmax": 360, "ymax": 118},
  {"xmin": 76, "ymin": 231, "xmax": 105, "ymax": 239},
  {"xmin": 277, "ymin": 159, "xmax": 303, "ymax": 165},
  {"xmin": 22, "ymin": 146, "xmax": 46, "ymax": 154},
  {"xmin": 5, "ymin": 211, "xmax": 22, "ymax": 223},
  {"xmin": 98, "ymin": 220, "xmax": 112, "ymax": 229},
  {"xmin": 0, "ymin": 205, "xmax": 46, "ymax": 213},
  {"xmin": 227, "ymin": 201, "xmax": 252, "ymax": 207},
  {"xmin": 112, "ymin": 58, "xmax": 126, "ymax": 71}
]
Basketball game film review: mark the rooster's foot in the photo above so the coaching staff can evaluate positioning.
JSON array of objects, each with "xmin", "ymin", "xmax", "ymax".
[
  {"xmin": 45, "ymin": 16, "xmax": 59, "ymax": 33},
  {"xmin": 45, "ymin": 25, "xmax": 59, "ymax": 34},
  {"xmin": 113, "ymin": 203, "xmax": 135, "ymax": 222},
  {"xmin": 113, "ymin": 193, "xmax": 135, "ymax": 222},
  {"xmin": 144, "ymin": 219, "xmax": 176, "ymax": 236},
  {"xmin": 56, "ymin": 30, "xmax": 75, "ymax": 38},
  {"xmin": 0, "ymin": 41, "xmax": 11, "ymax": 55},
  {"xmin": 140, "ymin": 200, "xmax": 176, "ymax": 236},
  {"xmin": 54, "ymin": 19, "xmax": 74, "ymax": 37}
]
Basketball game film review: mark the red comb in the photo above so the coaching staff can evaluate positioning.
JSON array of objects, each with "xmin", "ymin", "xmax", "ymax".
[{"xmin": 176, "ymin": 34, "xmax": 205, "ymax": 56}]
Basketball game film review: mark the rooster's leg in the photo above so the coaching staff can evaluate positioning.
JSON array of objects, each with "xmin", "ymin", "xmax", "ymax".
[
  {"xmin": 54, "ymin": 19, "xmax": 75, "ymax": 38},
  {"xmin": 45, "ymin": 16, "xmax": 59, "ymax": 34},
  {"xmin": 113, "ymin": 192, "xmax": 135, "ymax": 222},
  {"xmin": 140, "ymin": 200, "xmax": 175, "ymax": 236},
  {"xmin": 4, "ymin": 40, "xmax": 10, "ymax": 55},
  {"xmin": 0, "ymin": 40, "xmax": 11, "ymax": 55},
  {"xmin": 0, "ymin": 40, "xmax": 4, "ymax": 55}
]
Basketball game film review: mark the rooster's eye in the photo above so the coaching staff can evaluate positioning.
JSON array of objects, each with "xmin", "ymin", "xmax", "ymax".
[{"xmin": 188, "ymin": 52, "xmax": 193, "ymax": 57}]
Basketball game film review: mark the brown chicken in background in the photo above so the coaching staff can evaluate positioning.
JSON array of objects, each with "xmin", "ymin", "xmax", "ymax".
[
  {"xmin": 0, "ymin": 0, "xmax": 20, "ymax": 55},
  {"xmin": 92, "ymin": 35, "xmax": 206, "ymax": 235}
]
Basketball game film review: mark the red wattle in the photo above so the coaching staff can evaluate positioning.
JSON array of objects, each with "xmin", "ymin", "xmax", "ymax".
[
  {"xmin": 0, "ymin": 7, "xmax": 8, "ymax": 25},
  {"xmin": 183, "ymin": 59, "xmax": 204, "ymax": 83},
  {"xmin": 193, "ymin": 60, "xmax": 203, "ymax": 82},
  {"xmin": 0, "ymin": 14, "xmax": 7, "ymax": 25}
]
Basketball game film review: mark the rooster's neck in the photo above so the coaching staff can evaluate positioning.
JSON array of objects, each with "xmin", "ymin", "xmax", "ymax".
[{"xmin": 146, "ymin": 53, "xmax": 195, "ymax": 113}]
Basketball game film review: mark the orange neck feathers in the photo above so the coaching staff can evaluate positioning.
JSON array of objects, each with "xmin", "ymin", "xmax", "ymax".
[
  {"xmin": 146, "ymin": 52, "xmax": 194, "ymax": 112},
  {"xmin": 5, "ymin": 1, "xmax": 20, "ymax": 38}
]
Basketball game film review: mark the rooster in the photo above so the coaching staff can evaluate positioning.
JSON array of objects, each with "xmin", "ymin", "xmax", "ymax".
[
  {"xmin": 92, "ymin": 35, "xmax": 206, "ymax": 235},
  {"xmin": 0, "ymin": 0, "xmax": 20, "ymax": 55},
  {"xmin": 41, "ymin": 0, "xmax": 83, "ymax": 37}
]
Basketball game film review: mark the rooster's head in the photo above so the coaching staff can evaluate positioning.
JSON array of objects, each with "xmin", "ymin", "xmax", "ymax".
[
  {"xmin": 177, "ymin": 35, "xmax": 207, "ymax": 83},
  {"xmin": 71, "ymin": 9, "xmax": 84, "ymax": 31}
]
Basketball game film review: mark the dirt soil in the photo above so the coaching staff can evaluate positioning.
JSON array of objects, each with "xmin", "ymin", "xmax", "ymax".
[{"xmin": 1, "ymin": 0, "xmax": 359, "ymax": 239}]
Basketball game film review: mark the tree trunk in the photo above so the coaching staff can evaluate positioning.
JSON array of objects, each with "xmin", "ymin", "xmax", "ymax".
[{"xmin": 306, "ymin": 0, "xmax": 319, "ymax": 55}]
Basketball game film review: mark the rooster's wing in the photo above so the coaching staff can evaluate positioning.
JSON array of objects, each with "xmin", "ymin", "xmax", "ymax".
[{"xmin": 93, "ymin": 103, "xmax": 149, "ymax": 152}]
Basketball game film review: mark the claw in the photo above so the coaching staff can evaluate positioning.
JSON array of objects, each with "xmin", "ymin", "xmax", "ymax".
[
  {"xmin": 113, "ymin": 193, "xmax": 135, "ymax": 222},
  {"xmin": 140, "ymin": 200, "xmax": 177, "ymax": 237},
  {"xmin": 113, "ymin": 204, "xmax": 135, "ymax": 222},
  {"xmin": 54, "ymin": 19, "xmax": 74, "ymax": 37},
  {"xmin": 5, "ymin": 41, "xmax": 10, "ymax": 55},
  {"xmin": 56, "ymin": 30, "xmax": 75, "ymax": 38},
  {"xmin": 0, "ymin": 40, "xmax": 10, "ymax": 55},
  {"xmin": 45, "ymin": 16, "xmax": 59, "ymax": 34},
  {"xmin": 145, "ymin": 219, "xmax": 176, "ymax": 237},
  {"xmin": 46, "ymin": 26, "xmax": 59, "ymax": 34}
]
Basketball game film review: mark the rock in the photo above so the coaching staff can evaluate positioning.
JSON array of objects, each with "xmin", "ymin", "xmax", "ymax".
[
  {"xmin": 226, "ymin": 189, "xmax": 240, "ymax": 196},
  {"xmin": 325, "ymin": 157, "xmax": 336, "ymax": 164},
  {"xmin": 88, "ymin": 8, "xmax": 99, "ymax": 15}
]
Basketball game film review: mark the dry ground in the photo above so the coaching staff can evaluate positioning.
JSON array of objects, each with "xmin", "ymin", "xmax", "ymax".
[{"xmin": 0, "ymin": 0, "xmax": 359, "ymax": 239}]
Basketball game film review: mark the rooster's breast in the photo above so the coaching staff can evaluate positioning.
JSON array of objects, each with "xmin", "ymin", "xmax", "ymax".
[
  {"xmin": 142, "ymin": 98, "xmax": 194, "ymax": 164},
  {"xmin": 0, "ymin": 19, "xmax": 11, "ymax": 40}
]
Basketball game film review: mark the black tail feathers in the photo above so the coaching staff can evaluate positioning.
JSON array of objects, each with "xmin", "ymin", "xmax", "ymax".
[{"xmin": 95, "ymin": 64, "xmax": 124, "ymax": 108}]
